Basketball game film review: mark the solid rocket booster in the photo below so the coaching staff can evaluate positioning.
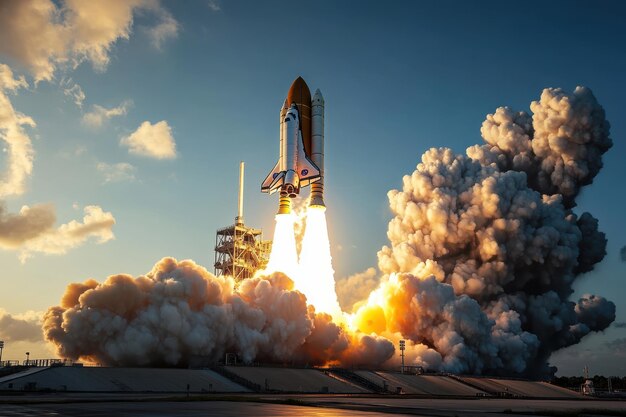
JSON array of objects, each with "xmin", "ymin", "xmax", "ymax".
[
  {"xmin": 261, "ymin": 77, "xmax": 326, "ymax": 213},
  {"xmin": 309, "ymin": 88, "xmax": 325, "ymax": 208}
]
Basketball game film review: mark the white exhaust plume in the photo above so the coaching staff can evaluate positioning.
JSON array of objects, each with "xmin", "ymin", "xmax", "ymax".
[
  {"xmin": 44, "ymin": 257, "xmax": 393, "ymax": 367},
  {"xmin": 358, "ymin": 86, "xmax": 615, "ymax": 377}
]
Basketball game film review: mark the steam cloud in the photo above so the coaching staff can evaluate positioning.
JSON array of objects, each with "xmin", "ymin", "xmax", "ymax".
[
  {"xmin": 45, "ymin": 86, "xmax": 614, "ymax": 377},
  {"xmin": 44, "ymin": 258, "xmax": 393, "ymax": 367},
  {"xmin": 367, "ymin": 86, "xmax": 615, "ymax": 377}
]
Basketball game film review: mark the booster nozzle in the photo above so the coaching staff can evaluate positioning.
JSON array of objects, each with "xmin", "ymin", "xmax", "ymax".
[
  {"xmin": 309, "ymin": 181, "xmax": 325, "ymax": 209},
  {"xmin": 278, "ymin": 196, "xmax": 292, "ymax": 215}
]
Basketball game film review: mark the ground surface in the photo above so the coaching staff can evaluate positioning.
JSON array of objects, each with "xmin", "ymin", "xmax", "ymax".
[{"xmin": 1, "ymin": 394, "xmax": 625, "ymax": 416}]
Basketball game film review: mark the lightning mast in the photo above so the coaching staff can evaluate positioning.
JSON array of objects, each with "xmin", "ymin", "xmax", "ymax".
[{"xmin": 214, "ymin": 162, "xmax": 271, "ymax": 280}]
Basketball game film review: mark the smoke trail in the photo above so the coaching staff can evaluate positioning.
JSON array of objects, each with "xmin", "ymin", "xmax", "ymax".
[
  {"xmin": 353, "ymin": 86, "xmax": 615, "ymax": 377},
  {"xmin": 43, "ymin": 257, "xmax": 393, "ymax": 367}
]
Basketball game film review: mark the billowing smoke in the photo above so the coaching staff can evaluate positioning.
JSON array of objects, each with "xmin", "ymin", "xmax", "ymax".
[
  {"xmin": 45, "ymin": 86, "xmax": 614, "ymax": 377},
  {"xmin": 335, "ymin": 267, "xmax": 378, "ymax": 312},
  {"xmin": 357, "ymin": 86, "xmax": 615, "ymax": 377},
  {"xmin": 44, "ymin": 257, "xmax": 393, "ymax": 367}
]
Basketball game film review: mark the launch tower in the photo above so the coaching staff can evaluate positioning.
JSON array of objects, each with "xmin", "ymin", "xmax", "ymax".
[{"xmin": 214, "ymin": 162, "xmax": 271, "ymax": 280}]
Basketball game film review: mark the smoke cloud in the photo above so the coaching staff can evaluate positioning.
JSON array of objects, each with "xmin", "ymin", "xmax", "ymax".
[
  {"xmin": 44, "ymin": 257, "xmax": 393, "ymax": 367},
  {"xmin": 45, "ymin": 86, "xmax": 614, "ymax": 377},
  {"xmin": 363, "ymin": 86, "xmax": 614, "ymax": 377},
  {"xmin": 336, "ymin": 267, "xmax": 379, "ymax": 313}
]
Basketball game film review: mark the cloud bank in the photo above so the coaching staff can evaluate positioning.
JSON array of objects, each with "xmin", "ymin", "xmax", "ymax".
[
  {"xmin": 0, "ymin": 204, "xmax": 116, "ymax": 262},
  {"xmin": 0, "ymin": 64, "xmax": 35, "ymax": 198},
  {"xmin": 0, "ymin": 0, "xmax": 179, "ymax": 82},
  {"xmin": 0, "ymin": 309, "xmax": 43, "ymax": 343},
  {"xmin": 0, "ymin": 65, "xmax": 116, "ymax": 262}
]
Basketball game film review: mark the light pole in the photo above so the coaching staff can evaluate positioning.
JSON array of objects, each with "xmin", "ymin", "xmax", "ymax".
[
  {"xmin": 399, "ymin": 340, "xmax": 405, "ymax": 374},
  {"xmin": 25, "ymin": 351, "xmax": 30, "ymax": 366},
  {"xmin": 0, "ymin": 341, "xmax": 4, "ymax": 365}
]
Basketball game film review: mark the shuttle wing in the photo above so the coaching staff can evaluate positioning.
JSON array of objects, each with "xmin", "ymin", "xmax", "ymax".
[
  {"xmin": 261, "ymin": 161, "xmax": 284, "ymax": 194},
  {"xmin": 296, "ymin": 131, "xmax": 321, "ymax": 188}
]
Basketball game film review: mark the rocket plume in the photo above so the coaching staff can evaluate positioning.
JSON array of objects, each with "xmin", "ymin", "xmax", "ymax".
[
  {"xmin": 264, "ymin": 213, "xmax": 299, "ymax": 280},
  {"xmin": 44, "ymin": 86, "xmax": 615, "ymax": 377},
  {"xmin": 298, "ymin": 207, "xmax": 342, "ymax": 318},
  {"xmin": 263, "ymin": 206, "xmax": 342, "ymax": 319}
]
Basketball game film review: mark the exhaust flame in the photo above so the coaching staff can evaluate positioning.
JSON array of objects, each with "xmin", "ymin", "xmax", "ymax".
[
  {"xmin": 298, "ymin": 207, "xmax": 343, "ymax": 319},
  {"xmin": 263, "ymin": 206, "xmax": 342, "ymax": 319},
  {"xmin": 264, "ymin": 213, "xmax": 298, "ymax": 280}
]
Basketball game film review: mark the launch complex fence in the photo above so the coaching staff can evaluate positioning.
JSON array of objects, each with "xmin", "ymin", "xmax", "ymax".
[{"xmin": 0, "ymin": 358, "xmax": 85, "ymax": 368}]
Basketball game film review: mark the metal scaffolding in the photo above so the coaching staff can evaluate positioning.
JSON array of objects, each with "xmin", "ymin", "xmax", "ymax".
[
  {"xmin": 214, "ymin": 224, "xmax": 271, "ymax": 280},
  {"xmin": 214, "ymin": 162, "xmax": 271, "ymax": 280}
]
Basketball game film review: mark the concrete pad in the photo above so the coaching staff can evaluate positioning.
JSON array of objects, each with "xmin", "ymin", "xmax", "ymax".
[
  {"xmin": 0, "ymin": 367, "xmax": 249, "ymax": 393},
  {"xmin": 364, "ymin": 372, "xmax": 487, "ymax": 396},
  {"xmin": 224, "ymin": 366, "xmax": 369, "ymax": 393},
  {"xmin": 460, "ymin": 377, "xmax": 581, "ymax": 398}
]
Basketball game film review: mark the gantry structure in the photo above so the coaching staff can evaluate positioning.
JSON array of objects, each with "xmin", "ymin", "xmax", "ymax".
[{"xmin": 214, "ymin": 162, "xmax": 271, "ymax": 280}]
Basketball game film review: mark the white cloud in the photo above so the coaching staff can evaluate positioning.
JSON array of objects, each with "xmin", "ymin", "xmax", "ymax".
[
  {"xmin": 0, "ymin": 308, "xmax": 43, "ymax": 342},
  {"xmin": 82, "ymin": 100, "xmax": 131, "ymax": 128},
  {"xmin": 17, "ymin": 205, "xmax": 116, "ymax": 263},
  {"xmin": 62, "ymin": 79, "xmax": 85, "ymax": 108},
  {"xmin": 207, "ymin": 0, "xmax": 221, "ymax": 11},
  {"xmin": 97, "ymin": 162, "xmax": 137, "ymax": 183},
  {"xmin": 0, "ymin": 64, "xmax": 35, "ymax": 198},
  {"xmin": 0, "ymin": 203, "xmax": 115, "ymax": 262},
  {"xmin": 145, "ymin": 9, "xmax": 179, "ymax": 49},
  {"xmin": 0, "ymin": 0, "xmax": 179, "ymax": 82},
  {"xmin": 121, "ymin": 120, "xmax": 177, "ymax": 159}
]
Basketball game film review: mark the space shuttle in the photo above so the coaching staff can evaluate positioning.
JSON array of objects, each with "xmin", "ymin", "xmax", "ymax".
[{"xmin": 261, "ymin": 77, "xmax": 325, "ymax": 214}]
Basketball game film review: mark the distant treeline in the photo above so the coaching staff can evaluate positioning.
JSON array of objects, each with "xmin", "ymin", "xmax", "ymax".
[{"xmin": 552, "ymin": 376, "xmax": 626, "ymax": 391}]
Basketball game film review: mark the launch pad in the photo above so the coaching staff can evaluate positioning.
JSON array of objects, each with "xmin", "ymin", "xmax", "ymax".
[{"xmin": 0, "ymin": 365, "xmax": 583, "ymax": 398}]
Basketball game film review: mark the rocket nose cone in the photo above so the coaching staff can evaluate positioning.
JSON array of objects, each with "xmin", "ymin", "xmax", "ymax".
[
  {"xmin": 287, "ymin": 76, "xmax": 311, "ymax": 106},
  {"xmin": 312, "ymin": 88, "xmax": 324, "ymax": 104}
]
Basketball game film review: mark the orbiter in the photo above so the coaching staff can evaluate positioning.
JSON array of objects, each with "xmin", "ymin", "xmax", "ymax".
[{"xmin": 261, "ymin": 77, "xmax": 325, "ymax": 214}]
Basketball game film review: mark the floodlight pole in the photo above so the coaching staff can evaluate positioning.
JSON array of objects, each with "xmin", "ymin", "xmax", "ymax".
[{"xmin": 399, "ymin": 340, "xmax": 405, "ymax": 374}]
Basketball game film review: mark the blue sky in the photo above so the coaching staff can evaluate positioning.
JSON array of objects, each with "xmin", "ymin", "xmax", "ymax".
[{"xmin": 0, "ymin": 0, "xmax": 625, "ymax": 375}]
